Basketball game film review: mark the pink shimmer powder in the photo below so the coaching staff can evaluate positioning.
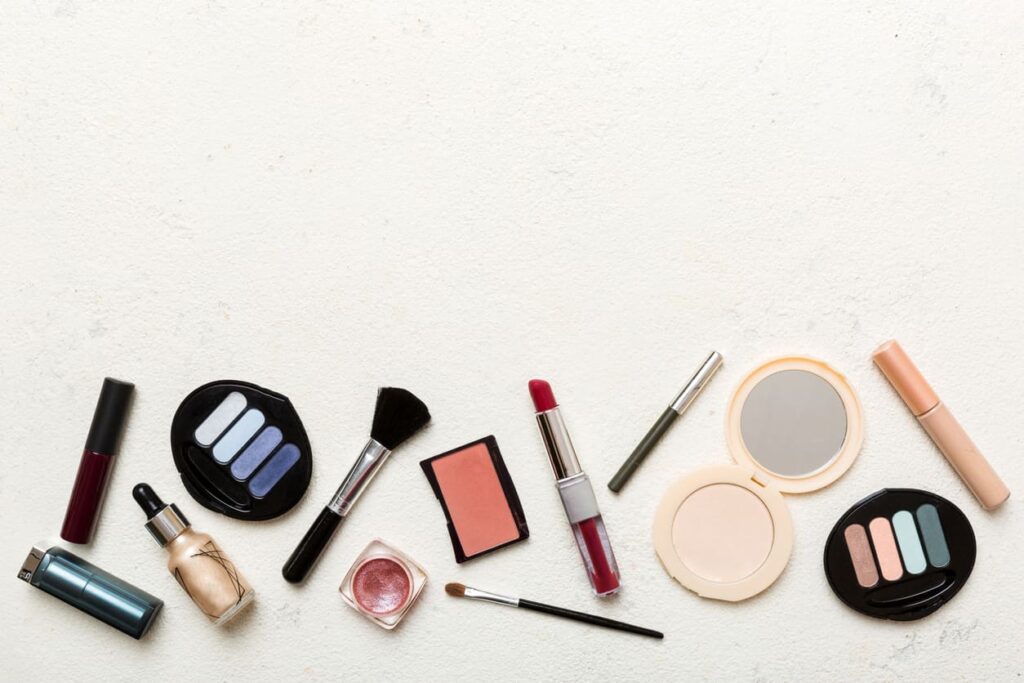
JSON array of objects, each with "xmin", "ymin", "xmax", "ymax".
[{"xmin": 352, "ymin": 557, "xmax": 411, "ymax": 615}]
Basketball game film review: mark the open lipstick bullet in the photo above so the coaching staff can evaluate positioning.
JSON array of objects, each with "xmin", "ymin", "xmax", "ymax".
[{"xmin": 529, "ymin": 379, "xmax": 620, "ymax": 596}]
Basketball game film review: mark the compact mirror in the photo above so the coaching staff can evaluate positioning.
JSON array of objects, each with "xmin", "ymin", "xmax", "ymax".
[
  {"xmin": 740, "ymin": 370, "xmax": 848, "ymax": 477},
  {"xmin": 727, "ymin": 357, "xmax": 863, "ymax": 493}
]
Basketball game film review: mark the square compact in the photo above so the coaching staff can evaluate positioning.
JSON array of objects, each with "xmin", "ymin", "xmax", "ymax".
[
  {"xmin": 339, "ymin": 539, "xmax": 427, "ymax": 630},
  {"xmin": 654, "ymin": 356, "xmax": 864, "ymax": 601},
  {"xmin": 171, "ymin": 380, "xmax": 313, "ymax": 520},
  {"xmin": 420, "ymin": 436, "xmax": 529, "ymax": 563},
  {"xmin": 824, "ymin": 488, "xmax": 975, "ymax": 621}
]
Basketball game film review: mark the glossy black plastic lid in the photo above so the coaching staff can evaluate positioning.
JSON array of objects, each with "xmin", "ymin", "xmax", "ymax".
[
  {"xmin": 171, "ymin": 380, "xmax": 312, "ymax": 521},
  {"xmin": 823, "ymin": 488, "xmax": 975, "ymax": 621}
]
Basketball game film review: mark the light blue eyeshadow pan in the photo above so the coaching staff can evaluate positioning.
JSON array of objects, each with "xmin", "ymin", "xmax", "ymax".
[
  {"xmin": 248, "ymin": 443, "xmax": 300, "ymax": 498},
  {"xmin": 916, "ymin": 504, "xmax": 951, "ymax": 568},
  {"xmin": 212, "ymin": 408, "xmax": 265, "ymax": 464},
  {"xmin": 230, "ymin": 426, "xmax": 283, "ymax": 480},
  {"xmin": 892, "ymin": 510, "xmax": 927, "ymax": 574}
]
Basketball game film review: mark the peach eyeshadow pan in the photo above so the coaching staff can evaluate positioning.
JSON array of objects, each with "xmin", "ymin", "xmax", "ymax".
[{"xmin": 421, "ymin": 436, "xmax": 529, "ymax": 563}]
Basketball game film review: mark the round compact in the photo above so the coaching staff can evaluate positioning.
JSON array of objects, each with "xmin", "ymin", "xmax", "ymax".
[
  {"xmin": 171, "ymin": 380, "xmax": 313, "ymax": 521},
  {"xmin": 655, "ymin": 356, "xmax": 864, "ymax": 601},
  {"xmin": 824, "ymin": 489, "xmax": 975, "ymax": 621}
]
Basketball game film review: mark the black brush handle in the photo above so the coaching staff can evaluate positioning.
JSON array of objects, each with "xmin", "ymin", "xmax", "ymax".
[
  {"xmin": 518, "ymin": 599, "xmax": 663, "ymax": 639},
  {"xmin": 282, "ymin": 507, "xmax": 342, "ymax": 583}
]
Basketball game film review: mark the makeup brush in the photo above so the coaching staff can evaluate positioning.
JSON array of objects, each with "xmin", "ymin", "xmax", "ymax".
[
  {"xmin": 282, "ymin": 387, "xmax": 430, "ymax": 583},
  {"xmin": 444, "ymin": 583, "xmax": 663, "ymax": 639}
]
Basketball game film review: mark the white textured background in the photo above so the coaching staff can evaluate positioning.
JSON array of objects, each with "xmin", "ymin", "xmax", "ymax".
[{"xmin": 1, "ymin": 1, "xmax": 1022, "ymax": 681}]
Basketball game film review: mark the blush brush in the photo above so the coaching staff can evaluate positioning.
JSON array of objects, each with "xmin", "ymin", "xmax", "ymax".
[
  {"xmin": 282, "ymin": 387, "xmax": 430, "ymax": 583},
  {"xmin": 444, "ymin": 582, "xmax": 663, "ymax": 639}
]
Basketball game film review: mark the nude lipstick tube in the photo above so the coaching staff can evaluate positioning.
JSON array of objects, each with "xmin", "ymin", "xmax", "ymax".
[
  {"xmin": 873, "ymin": 340, "xmax": 1009, "ymax": 510},
  {"xmin": 61, "ymin": 378, "xmax": 134, "ymax": 543},
  {"xmin": 530, "ymin": 379, "xmax": 621, "ymax": 596}
]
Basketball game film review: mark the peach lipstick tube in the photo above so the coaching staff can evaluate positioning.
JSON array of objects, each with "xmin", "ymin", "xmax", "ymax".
[{"xmin": 873, "ymin": 340, "xmax": 1009, "ymax": 510}]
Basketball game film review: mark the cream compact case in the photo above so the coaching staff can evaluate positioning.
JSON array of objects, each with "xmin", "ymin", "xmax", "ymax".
[{"xmin": 654, "ymin": 357, "xmax": 864, "ymax": 601}]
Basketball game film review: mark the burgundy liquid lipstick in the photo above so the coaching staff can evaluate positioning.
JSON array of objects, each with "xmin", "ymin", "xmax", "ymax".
[
  {"xmin": 61, "ymin": 378, "xmax": 134, "ymax": 544},
  {"xmin": 529, "ymin": 379, "xmax": 621, "ymax": 596}
]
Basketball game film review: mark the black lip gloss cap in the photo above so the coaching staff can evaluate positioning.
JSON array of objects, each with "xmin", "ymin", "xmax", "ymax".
[{"xmin": 85, "ymin": 378, "xmax": 135, "ymax": 455}]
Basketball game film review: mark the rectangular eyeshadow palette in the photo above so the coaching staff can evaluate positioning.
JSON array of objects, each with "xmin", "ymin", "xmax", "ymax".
[
  {"xmin": 171, "ymin": 381, "xmax": 312, "ymax": 521},
  {"xmin": 420, "ymin": 435, "xmax": 529, "ymax": 563},
  {"xmin": 824, "ymin": 488, "xmax": 975, "ymax": 621}
]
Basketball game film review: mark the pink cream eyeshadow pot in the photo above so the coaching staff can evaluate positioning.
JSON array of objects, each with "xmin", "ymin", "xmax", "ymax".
[
  {"xmin": 340, "ymin": 539, "xmax": 427, "ymax": 630},
  {"xmin": 352, "ymin": 558, "xmax": 411, "ymax": 615}
]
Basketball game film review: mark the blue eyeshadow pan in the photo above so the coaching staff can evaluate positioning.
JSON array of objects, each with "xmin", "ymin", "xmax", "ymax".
[
  {"xmin": 248, "ymin": 443, "xmax": 301, "ymax": 498},
  {"xmin": 231, "ymin": 426, "xmax": 284, "ymax": 480}
]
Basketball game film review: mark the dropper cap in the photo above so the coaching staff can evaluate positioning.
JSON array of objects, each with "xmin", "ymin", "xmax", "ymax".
[{"xmin": 133, "ymin": 483, "xmax": 190, "ymax": 546}]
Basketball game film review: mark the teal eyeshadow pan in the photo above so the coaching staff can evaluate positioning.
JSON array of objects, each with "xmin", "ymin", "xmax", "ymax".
[
  {"xmin": 892, "ymin": 510, "xmax": 927, "ymax": 574},
  {"xmin": 916, "ymin": 504, "xmax": 951, "ymax": 568}
]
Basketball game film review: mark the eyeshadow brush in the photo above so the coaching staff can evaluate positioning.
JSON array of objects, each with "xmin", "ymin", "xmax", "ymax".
[
  {"xmin": 444, "ymin": 583, "xmax": 663, "ymax": 639},
  {"xmin": 282, "ymin": 387, "xmax": 430, "ymax": 583}
]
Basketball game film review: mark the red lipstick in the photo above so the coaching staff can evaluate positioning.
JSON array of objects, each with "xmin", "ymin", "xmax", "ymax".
[{"xmin": 529, "ymin": 379, "xmax": 620, "ymax": 596}]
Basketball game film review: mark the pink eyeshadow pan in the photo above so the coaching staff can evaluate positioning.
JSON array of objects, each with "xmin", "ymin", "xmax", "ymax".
[
  {"xmin": 843, "ymin": 524, "xmax": 879, "ymax": 588},
  {"xmin": 868, "ymin": 517, "xmax": 904, "ymax": 581},
  {"xmin": 352, "ymin": 558, "xmax": 411, "ymax": 615}
]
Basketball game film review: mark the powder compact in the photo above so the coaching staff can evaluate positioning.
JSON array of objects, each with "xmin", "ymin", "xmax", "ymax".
[
  {"xmin": 655, "ymin": 356, "xmax": 864, "ymax": 601},
  {"xmin": 339, "ymin": 539, "xmax": 427, "ymax": 629},
  {"xmin": 824, "ymin": 488, "xmax": 975, "ymax": 621},
  {"xmin": 171, "ymin": 380, "xmax": 313, "ymax": 520},
  {"xmin": 421, "ymin": 436, "xmax": 529, "ymax": 563}
]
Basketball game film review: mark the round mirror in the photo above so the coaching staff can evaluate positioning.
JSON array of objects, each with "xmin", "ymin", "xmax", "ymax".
[{"xmin": 740, "ymin": 369, "xmax": 848, "ymax": 478}]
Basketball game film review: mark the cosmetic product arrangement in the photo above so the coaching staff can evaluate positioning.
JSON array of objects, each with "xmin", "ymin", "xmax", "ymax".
[
  {"xmin": 530, "ymin": 379, "xmax": 621, "ymax": 596},
  {"xmin": 282, "ymin": 387, "xmax": 430, "ymax": 583},
  {"xmin": 18, "ymin": 336, "xmax": 1009, "ymax": 644},
  {"xmin": 421, "ymin": 436, "xmax": 529, "ymax": 563},
  {"xmin": 61, "ymin": 378, "xmax": 134, "ymax": 544},
  {"xmin": 339, "ymin": 539, "xmax": 427, "ymax": 629},
  {"xmin": 18, "ymin": 545, "xmax": 162, "ymax": 639},
  {"xmin": 444, "ymin": 583, "xmax": 663, "ymax": 639},
  {"xmin": 824, "ymin": 489, "xmax": 975, "ymax": 620},
  {"xmin": 609, "ymin": 351, "xmax": 723, "ymax": 493},
  {"xmin": 133, "ymin": 483, "xmax": 255, "ymax": 624},
  {"xmin": 655, "ymin": 357, "xmax": 863, "ymax": 601},
  {"xmin": 171, "ymin": 380, "xmax": 313, "ymax": 520},
  {"xmin": 873, "ymin": 340, "xmax": 1009, "ymax": 510}
]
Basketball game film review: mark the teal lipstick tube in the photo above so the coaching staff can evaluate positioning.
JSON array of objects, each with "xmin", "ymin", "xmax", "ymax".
[{"xmin": 18, "ymin": 545, "xmax": 163, "ymax": 639}]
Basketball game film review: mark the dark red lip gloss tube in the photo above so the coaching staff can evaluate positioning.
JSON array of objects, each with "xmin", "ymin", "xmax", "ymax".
[{"xmin": 60, "ymin": 377, "xmax": 134, "ymax": 544}]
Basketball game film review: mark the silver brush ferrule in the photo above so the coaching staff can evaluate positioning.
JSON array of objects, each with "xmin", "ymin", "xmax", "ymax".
[
  {"xmin": 328, "ymin": 439, "xmax": 391, "ymax": 516},
  {"xmin": 463, "ymin": 585, "xmax": 519, "ymax": 607}
]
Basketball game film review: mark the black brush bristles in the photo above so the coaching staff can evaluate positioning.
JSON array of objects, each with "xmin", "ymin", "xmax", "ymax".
[{"xmin": 370, "ymin": 387, "xmax": 430, "ymax": 450}]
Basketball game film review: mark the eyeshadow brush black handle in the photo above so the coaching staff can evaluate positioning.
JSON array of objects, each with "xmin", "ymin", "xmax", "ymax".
[
  {"xmin": 518, "ymin": 599, "xmax": 664, "ymax": 639},
  {"xmin": 282, "ymin": 507, "xmax": 342, "ymax": 583}
]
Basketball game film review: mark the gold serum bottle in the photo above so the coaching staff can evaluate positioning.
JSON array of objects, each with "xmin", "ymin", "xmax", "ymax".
[{"xmin": 133, "ymin": 483, "xmax": 254, "ymax": 624}]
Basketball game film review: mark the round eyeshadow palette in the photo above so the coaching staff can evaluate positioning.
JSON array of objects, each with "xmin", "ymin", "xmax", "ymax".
[
  {"xmin": 824, "ymin": 488, "xmax": 976, "ymax": 621},
  {"xmin": 171, "ymin": 380, "xmax": 313, "ymax": 521}
]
